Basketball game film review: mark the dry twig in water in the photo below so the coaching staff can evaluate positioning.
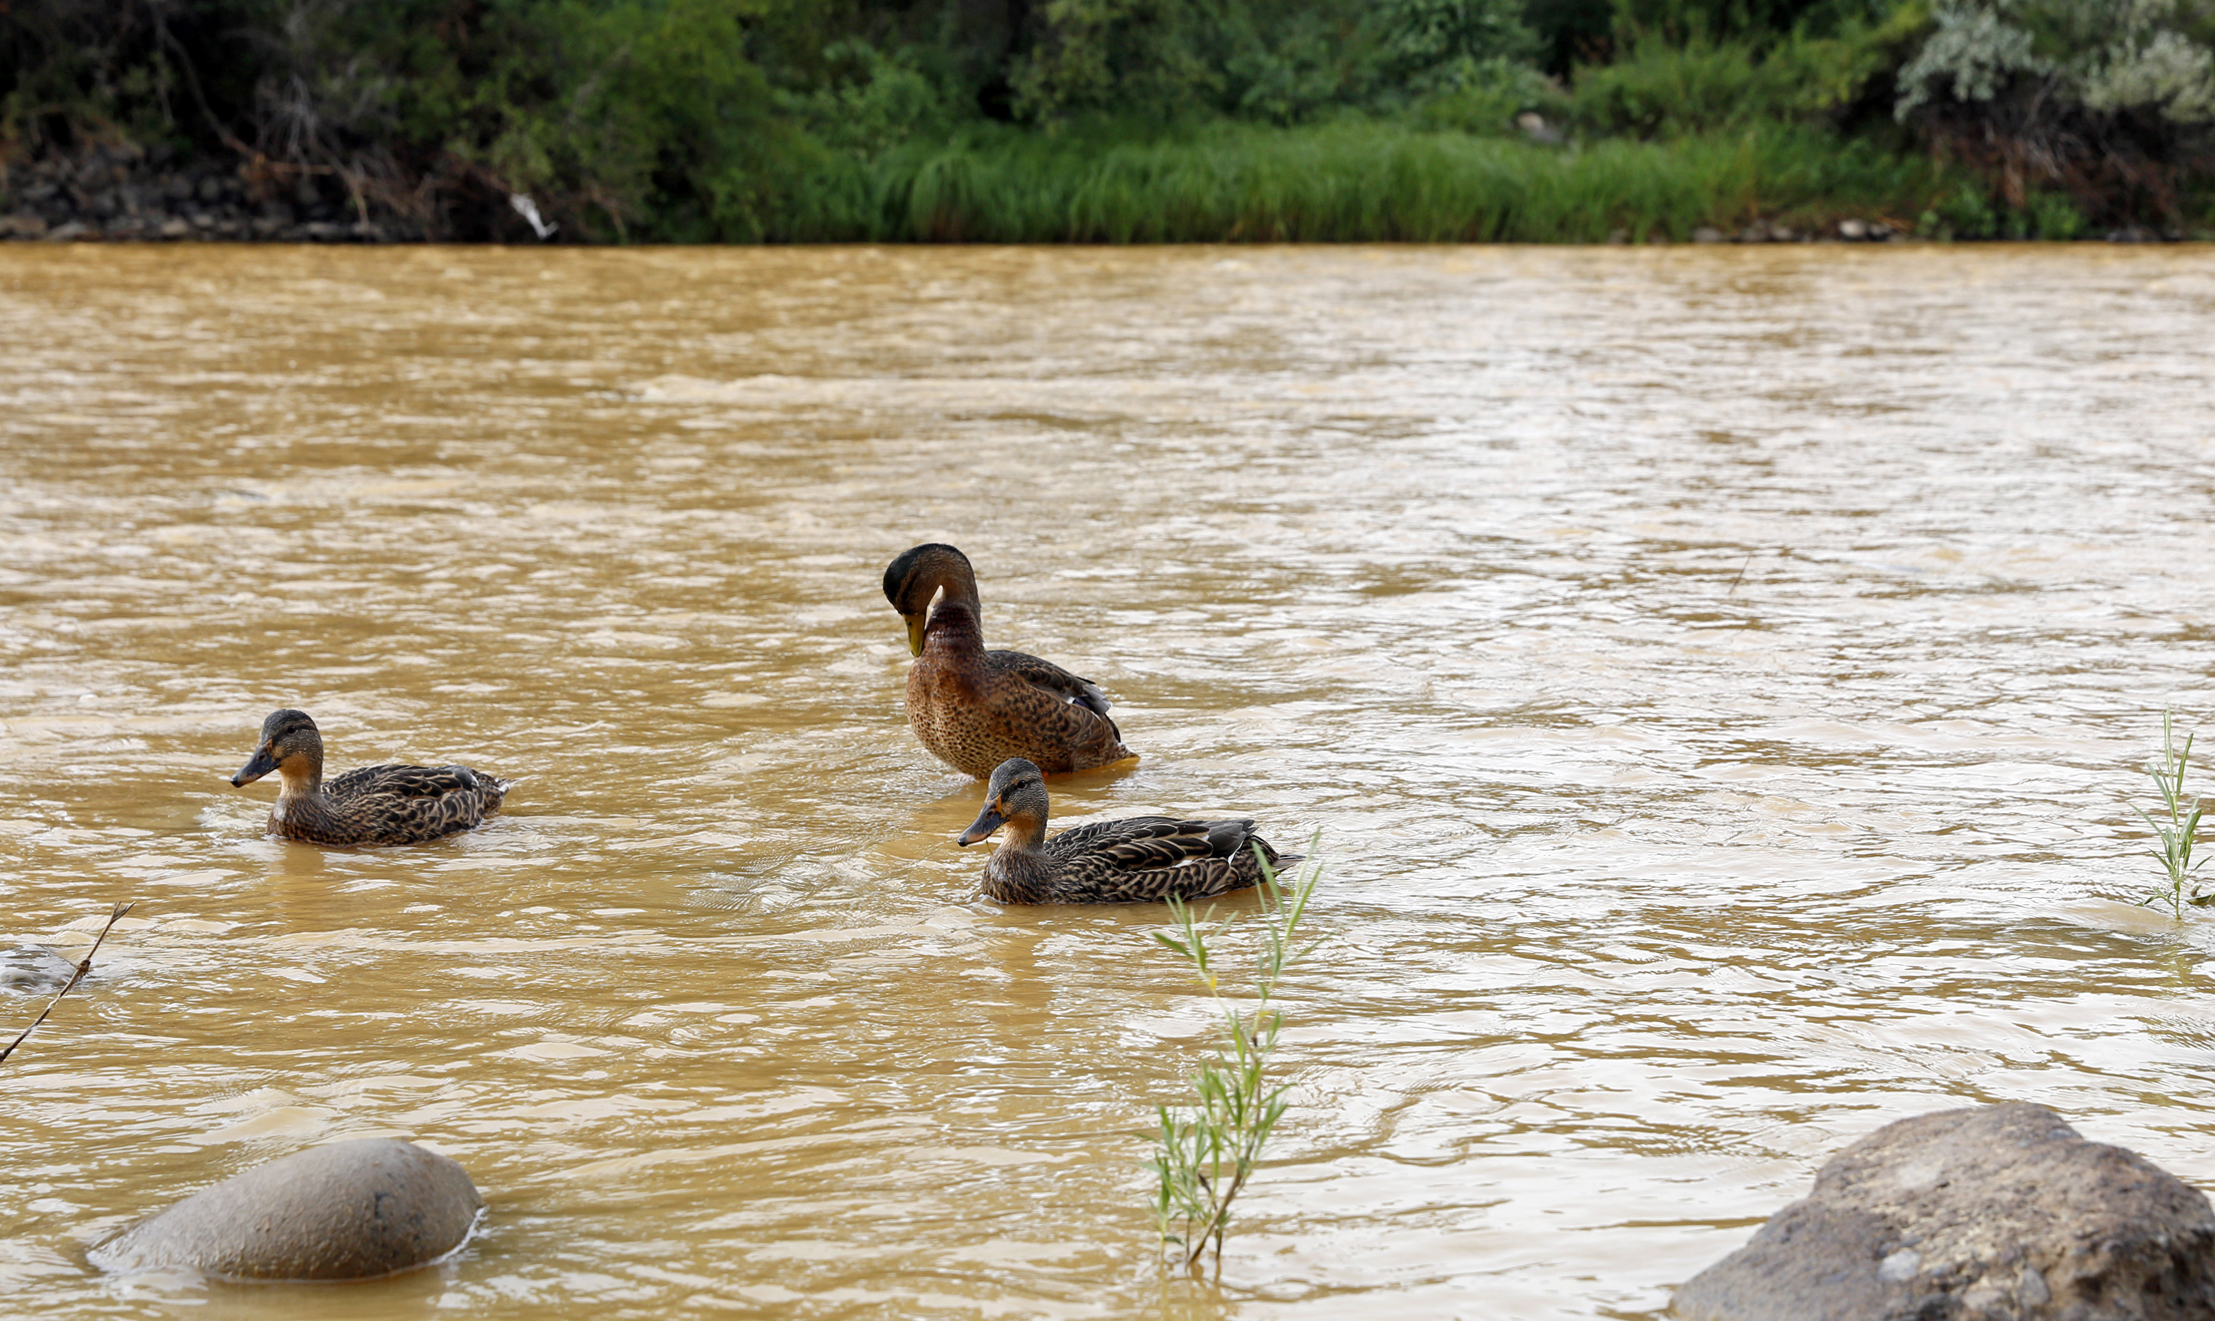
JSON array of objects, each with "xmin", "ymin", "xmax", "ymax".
[{"xmin": 0, "ymin": 902, "xmax": 135, "ymax": 1068}]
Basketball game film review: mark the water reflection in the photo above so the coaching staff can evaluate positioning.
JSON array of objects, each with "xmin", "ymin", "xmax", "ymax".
[{"xmin": 1, "ymin": 243, "xmax": 2213, "ymax": 1318}]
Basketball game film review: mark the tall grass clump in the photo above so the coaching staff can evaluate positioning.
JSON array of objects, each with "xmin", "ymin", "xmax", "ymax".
[
  {"xmin": 2136, "ymin": 710, "xmax": 2209, "ymax": 918},
  {"xmin": 766, "ymin": 118, "xmax": 1958, "ymax": 242},
  {"xmin": 1146, "ymin": 841, "xmax": 1324, "ymax": 1280}
]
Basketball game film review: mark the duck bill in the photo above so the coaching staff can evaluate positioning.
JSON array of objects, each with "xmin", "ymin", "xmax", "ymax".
[
  {"xmin": 904, "ymin": 613, "xmax": 927, "ymax": 657},
  {"xmin": 956, "ymin": 804, "xmax": 1006, "ymax": 847},
  {"xmin": 231, "ymin": 747, "xmax": 279, "ymax": 787}
]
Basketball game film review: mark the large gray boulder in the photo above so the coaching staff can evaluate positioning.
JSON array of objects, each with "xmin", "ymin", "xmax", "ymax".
[
  {"xmin": 1675, "ymin": 1103, "xmax": 2215, "ymax": 1320},
  {"xmin": 90, "ymin": 1138, "xmax": 481, "ymax": 1281}
]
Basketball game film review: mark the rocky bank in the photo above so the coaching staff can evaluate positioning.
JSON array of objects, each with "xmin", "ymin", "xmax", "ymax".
[
  {"xmin": 1674, "ymin": 1103, "xmax": 2215, "ymax": 1321},
  {"xmin": 0, "ymin": 144, "xmax": 416, "ymax": 244}
]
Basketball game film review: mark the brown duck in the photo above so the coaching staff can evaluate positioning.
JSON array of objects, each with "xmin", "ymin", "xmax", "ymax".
[
  {"xmin": 230, "ymin": 709, "xmax": 508, "ymax": 846},
  {"xmin": 882, "ymin": 544, "xmax": 1134, "ymax": 778},
  {"xmin": 956, "ymin": 758, "xmax": 1298, "ymax": 905}
]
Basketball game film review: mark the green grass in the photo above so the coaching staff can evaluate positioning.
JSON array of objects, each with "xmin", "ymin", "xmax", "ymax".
[
  {"xmin": 1145, "ymin": 841, "xmax": 1324, "ymax": 1279},
  {"xmin": 763, "ymin": 119, "xmax": 1962, "ymax": 243}
]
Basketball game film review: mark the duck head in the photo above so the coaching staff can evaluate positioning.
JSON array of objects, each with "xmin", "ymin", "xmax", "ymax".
[
  {"xmin": 957, "ymin": 757, "xmax": 1050, "ymax": 849},
  {"xmin": 232, "ymin": 709, "xmax": 325, "ymax": 792},
  {"xmin": 883, "ymin": 543, "xmax": 980, "ymax": 657}
]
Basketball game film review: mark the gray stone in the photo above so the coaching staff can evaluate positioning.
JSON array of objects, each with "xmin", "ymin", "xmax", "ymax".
[
  {"xmin": 0, "ymin": 945, "xmax": 77, "ymax": 993},
  {"xmin": 90, "ymin": 1138, "xmax": 482, "ymax": 1281},
  {"xmin": 1674, "ymin": 1103, "xmax": 2215, "ymax": 1321},
  {"xmin": 1516, "ymin": 111, "xmax": 1565, "ymax": 145},
  {"xmin": 1838, "ymin": 217, "xmax": 1869, "ymax": 240},
  {"xmin": 1693, "ymin": 226, "xmax": 1726, "ymax": 244}
]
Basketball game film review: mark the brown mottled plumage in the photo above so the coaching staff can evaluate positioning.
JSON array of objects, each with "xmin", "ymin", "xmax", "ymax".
[
  {"xmin": 229, "ymin": 709, "xmax": 507, "ymax": 847},
  {"xmin": 882, "ymin": 544, "xmax": 1134, "ymax": 778},
  {"xmin": 955, "ymin": 758, "xmax": 1298, "ymax": 905}
]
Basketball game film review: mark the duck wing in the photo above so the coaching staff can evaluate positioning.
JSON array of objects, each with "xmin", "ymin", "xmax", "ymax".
[
  {"xmin": 1046, "ymin": 816, "xmax": 1255, "ymax": 870},
  {"xmin": 987, "ymin": 649, "xmax": 1115, "ymax": 720},
  {"xmin": 328, "ymin": 763, "xmax": 488, "ymax": 800}
]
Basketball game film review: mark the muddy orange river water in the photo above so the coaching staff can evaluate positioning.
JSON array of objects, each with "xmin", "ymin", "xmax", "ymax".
[{"xmin": 3, "ymin": 243, "xmax": 2214, "ymax": 1319}]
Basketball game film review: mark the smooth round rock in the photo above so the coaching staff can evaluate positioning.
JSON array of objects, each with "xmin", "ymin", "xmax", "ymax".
[{"xmin": 90, "ymin": 1139, "xmax": 482, "ymax": 1281}]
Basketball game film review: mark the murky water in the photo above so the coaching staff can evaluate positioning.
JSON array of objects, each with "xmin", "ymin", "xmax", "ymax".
[{"xmin": 4, "ymin": 242, "xmax": 2215, "ymax": 1319}]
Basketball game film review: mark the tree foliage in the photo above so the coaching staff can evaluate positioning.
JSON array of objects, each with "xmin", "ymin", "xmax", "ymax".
[
  {"xmin": 1896, "ymin": 0, "xmax": 2215, "ymax": 221},
  {"xmin": 0, "ymin": 0, "xmax": 2208, "ymax": 236}
]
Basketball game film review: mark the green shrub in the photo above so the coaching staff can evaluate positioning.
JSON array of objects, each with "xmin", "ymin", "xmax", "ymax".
[
  {"xmin": 1409, "ymin": 56, "xmax": 1572, "ymax": 133},
  {"xmin": 1570, "ymin": 8, "xmax": 1926, "ymax": 138},
  {"xmin": 1007, "ymin": 0, "xmax": 1541, "ymax": 125},
  {"xmin": 1894, "ymin": 0, "xmax": 2215, "ymax": 224},
  {"xmin": 1609, "ymin": 0, "xmax": 1899, "ymax": 46}
]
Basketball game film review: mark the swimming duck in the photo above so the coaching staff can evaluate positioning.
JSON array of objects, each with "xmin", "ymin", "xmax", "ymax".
[
  {"xmin": 882, "ymin": 543, "xmax": 1134, "ymax": 778},
  {"xmin": 955, "ymin": 758, "xmax": 1298, "ymax": 905},
  {"xmin": 229, "ymin": 709, "xmax": 508, "ymax": 846}
]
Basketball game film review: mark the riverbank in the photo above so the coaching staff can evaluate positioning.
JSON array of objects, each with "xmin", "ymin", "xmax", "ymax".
[
  {"xmin": 0, "ymin": 144, "xmax": 419, "ymax": 245},
  {"xmin": 9, "ymin": 0, "xmax": 2213, "ymax": 247},
  {"xmin": 10, "ymin": 123, "xmax": 2178, "ymax": 246}
]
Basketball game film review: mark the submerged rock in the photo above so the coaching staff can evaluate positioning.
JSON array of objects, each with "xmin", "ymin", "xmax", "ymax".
[
  {"xmin": 90, "ymin": 1138, "xmax": 482, "ymax": 1281},
  {"xmin": 1674, "ymin": 1103, "xmax": 2215, "ymax": 1321},
  {"xmin": 0, "ymin": 945, "xmax": 77, "ymax": 995}
]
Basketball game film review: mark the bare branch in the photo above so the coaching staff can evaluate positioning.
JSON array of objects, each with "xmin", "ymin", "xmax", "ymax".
[{"xmin": 0, "ymin": 901, "xmax": 135, "ymax": 1068}]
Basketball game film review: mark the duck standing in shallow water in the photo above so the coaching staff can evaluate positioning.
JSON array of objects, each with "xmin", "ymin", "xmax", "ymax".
[
  {"xmin": 955, "ymin": 758, "xmax": 1298, "ymax": 904},
  {"xmin": 230, "ymin": 709, "xmax": 508, "ymax": 846},
  {"xmin": 882, "ymin": 543, "xmax": 1134, "ymax": 778}
]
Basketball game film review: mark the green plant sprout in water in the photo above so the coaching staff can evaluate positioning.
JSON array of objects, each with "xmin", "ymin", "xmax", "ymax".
[
  {"xmin": 1146, "ymin": 839, "xmax": 1324, "ymax": 1279},
  {"xmin": 2137, "ymin": 710, "xmax": 2210, "ymax": 918}
]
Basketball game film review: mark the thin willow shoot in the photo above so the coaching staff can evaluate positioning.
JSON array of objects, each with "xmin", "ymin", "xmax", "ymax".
[
  {"xmin": 2137, "ymin": 710, "xmax": 2208, "ymax": 917},
  {"xmin": 1146, "ymin": 840, "xmax": 1324, "ymax": 1279},
  {"xmin": 0, "ymin": 901, "xmax": 134, "ymax": 1067}
]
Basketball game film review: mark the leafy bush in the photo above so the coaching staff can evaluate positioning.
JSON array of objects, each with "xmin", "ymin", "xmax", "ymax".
[
  {"xmin": 1609, "ymin": 0, "xmax": 1898, "ymax": 45},
  {"xmin": 1898, "ymin": 0, "xmax": 2215, "ymax": 125},
  {"xmin": 1409, "ymin": 57, "xmax": 1571, "ymax": 134},
  {"xmin": 1895, "ymin": 0, "xmax": 2215, "ymax": 224},
  {"xmin": 1007, "ymin": 0, "xmax": 1541, "ymax": 125},
  {"xmin": 1570, "ymin": 6, "xmax": 1929, "ymax": 139},
  {"xmin": 0, "ymin": 0, "xmax": 252, "ymax": 156}
]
